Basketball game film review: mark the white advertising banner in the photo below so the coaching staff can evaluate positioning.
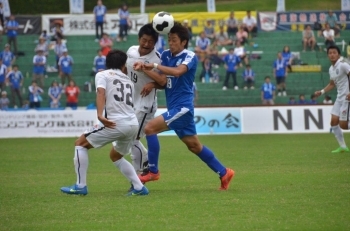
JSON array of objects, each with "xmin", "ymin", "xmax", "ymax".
[
  {"xmin": 342, "ymin": 0, "xmax": 350, "ymax": 11},
  {"xmin": 276, "ymin": 0, "xmax": 285, "ymax": 12},
  {"xmin": 259, "ymin": 12, "xmax": 277, "ymax": 31},
  {"xmin": 69, "ymin": 0, "xmax": 84, "ymax": 14},
  {"xmin": 42, "ymin": 14, "xmax": 149, "ymax": 36},
  {"xmin": 1, "ymin": 0, "xmax": 11, "ymax": 17},
  {"xmin": 207, "ymin": 0, "xmax": 216, "ymax": 13},
  {"xmin": 242, "ymin": 106, "xmax": 333, "ymax": 134},
  {"xmin": 0, "ymin": 106, "xmax": 337, "ymax": 138}
]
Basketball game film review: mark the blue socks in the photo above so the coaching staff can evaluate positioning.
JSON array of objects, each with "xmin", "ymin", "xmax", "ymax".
[
  {"xmin": 146, "ymin": 134, "xmax": 160, "ymax": 174},
  {"xmin": 198, "ymin": 146, "xmax": 227, "ymax": 177}
]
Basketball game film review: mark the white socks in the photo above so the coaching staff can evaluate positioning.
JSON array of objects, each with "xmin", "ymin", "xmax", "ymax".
[
  {"xmin": 332, "ymin": 125, "xmax": 347, "ymax": 148},
  {"xmin": 131, "ymin": 140, "xmax": 148, "ymax": 173},
  {"xmin": 114, "ymin": 158, "xmax": 144, "ymax": 190},
  {"xmin": 74, "ymin": 146, "xmax": 89, "ymax": 188}
]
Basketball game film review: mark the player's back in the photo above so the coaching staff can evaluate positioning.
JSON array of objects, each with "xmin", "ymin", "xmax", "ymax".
[
  {"xmin": 161, "ymin": 49, "xmax": 197, "ymax": 110},
  {"xmin": 126, "ymin": 45, "xmax": 160, "ymax": 112},
  {"xmin": 95, "ymin": 69, "xmax": 138, "ymax": 125},
  {"xmin": 329, "ymin": 57, "xmax": 350, "ymax": 101}
]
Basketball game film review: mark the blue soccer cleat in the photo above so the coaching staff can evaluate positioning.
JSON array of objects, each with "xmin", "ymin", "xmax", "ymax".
[
  {"xmin": 126, "ymin": 186, "xmax": 149, "ymax": 196},
  {"xmin": 60, "ymin": 184, "xmax": 88, "ymax": 195}
]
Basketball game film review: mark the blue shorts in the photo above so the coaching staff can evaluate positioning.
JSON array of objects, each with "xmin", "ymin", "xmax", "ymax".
[{"xmin": 161, "ymin": 107, "xmax": 197, "ymax": 139}]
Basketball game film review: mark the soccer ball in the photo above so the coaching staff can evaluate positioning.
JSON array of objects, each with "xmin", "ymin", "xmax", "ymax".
[{"xmin": 152, "ymin": 11, "xmax": 174, "ymax": 34}]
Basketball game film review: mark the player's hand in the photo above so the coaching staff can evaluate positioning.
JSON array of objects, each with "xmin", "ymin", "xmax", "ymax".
[
  {"xmin": 140, "ymin": 82, "xmax": 155, "ymax": 97},
  {"xmin": 133, "ymin": 62, "xmax": 143, "ymax": 71},
  {"xmin": 314, "ymin": 91, "xmax": 322, "ymax": 97},
  {"xmin": 346, "ymin": 93, "xmax": 350, "ymax": 101},
  {"xmin": 142, "ymin": 63, "xmax": 154, "ymax": 71},
  {"xmin": 98, "ymin": 116, "xmax": 116, "ymax": 129}
]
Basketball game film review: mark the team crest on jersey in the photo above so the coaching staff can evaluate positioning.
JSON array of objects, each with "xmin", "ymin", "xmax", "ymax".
[
  {"xmin": 145, "ymin": 60, "xmax": 149, "ymax": 64},
  {"xmin": 176, "ymin": 58, "xmax": 182, "ymax": 66},
  {"xmin": 342, "ymin": 110, "xmax": 347, "ymax": 115}
]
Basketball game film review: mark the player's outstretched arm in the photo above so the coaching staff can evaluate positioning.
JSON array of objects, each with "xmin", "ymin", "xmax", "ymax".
[
  {"xmin": 152, "ymin": 63, "xmax": 188, "ymax": 78},
  {"xmin": 96, "ymin": 87, "xmax": 116, "ymax": 128},
  {"xmin": 314, "ymin": 80, "xmax": 335, "ymax": 97},
  {"xmin": 140, "ymin": 82, "xmax": 165, "ymax": 97}
]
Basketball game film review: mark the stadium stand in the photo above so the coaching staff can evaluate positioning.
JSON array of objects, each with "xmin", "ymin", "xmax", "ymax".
[{"xmin": 14, "ymin": 30, "xmax": 349, "ymax": 108}]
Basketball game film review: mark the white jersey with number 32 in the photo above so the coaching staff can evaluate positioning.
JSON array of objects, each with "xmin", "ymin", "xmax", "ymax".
[
  {"xmin": 95, "ymin": 69, "xmax": 138, "ymax": 125},
  {"xmin": 126, "ymin": 46, "xmax": 161, "ymax": 112},
  {"xmin": 329, "ymin": 57, "xmax": 350, "ymax": 101}
]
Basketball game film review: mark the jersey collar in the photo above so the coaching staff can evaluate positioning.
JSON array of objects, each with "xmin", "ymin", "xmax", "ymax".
[{"xmin": 172, "ymin": 49, "xmax": 187, "ymax": 57}]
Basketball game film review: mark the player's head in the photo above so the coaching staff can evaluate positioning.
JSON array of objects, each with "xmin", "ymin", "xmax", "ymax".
[
  {"xmin": 327, "ymin": 45, "xmax": 341, "ymax": 63},
  {"xmin": 277, "ymin": 52, "xmax": 282, "ymax": 59},
  {"xmin": 246, "ymin": 64, "xmax": 251, "ymax": 69},
  {"xmin": 283, "ymin": 46, "xmax": 290, "ymax": 52},
  {"xmin": 12, "ymin": 64, "xmax": 18, "ymax": 71},
  {"xmin": 138, "ymin": 23, "xmax": 159, "ymax": 56},
  {"xmin": 264, "ymin": 76, "xmax": 271, "ymax": 83},
  {"xmin": 168, "ymin": 22, "xmax": 189, "ymax": 53},
  {"xmin": 51, "ymin": 80, "xmax": 58, "ymax": 87},
  {"xmin": 97, "ymin": 0, "xmax": 102, "ymax": 6},
  {"xmin": 69, "ymin": 80, "xmax": 76, "ymax": 86},
  {"xmin": 106, "ymin": 49, "xmax": 127, "ymax": 70}
]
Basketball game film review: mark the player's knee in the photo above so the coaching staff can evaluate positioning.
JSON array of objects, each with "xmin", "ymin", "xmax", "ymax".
[
  {"xmin": 186, "ymin": 142, "xmax": 202, "ymax": 154},
  {"xmin": 144, "ymin": 123, "xmax": 153, "ymax": 136},
  {"xmin": 339, "ymin": 122, "xmax": 348, "ymax": 130}
]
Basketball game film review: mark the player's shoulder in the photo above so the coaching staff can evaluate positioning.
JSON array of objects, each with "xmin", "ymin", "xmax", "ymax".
[
  {"xmin": 127, "ymin": 45, "xmax": 139, "ymax": 56},
  {"xmin": 183, "ymin": 49, "xmax": 196, "ymax": 57}
]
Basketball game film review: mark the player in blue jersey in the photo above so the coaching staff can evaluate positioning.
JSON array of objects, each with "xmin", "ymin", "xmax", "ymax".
[{"xmin": 134, "ymin": 22, "xmax": 234, "ymax": 190}]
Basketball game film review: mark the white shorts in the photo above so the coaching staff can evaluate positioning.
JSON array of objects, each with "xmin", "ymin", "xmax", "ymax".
[
  {"xmin": 331, "ymin": 100, "xmax": 350, "ymax": 121},
  {"xmin": 85, "ymin": 124, "xmax": 139, "ymax": 155},
  {"xmin": 135, "ymin": 109, "xmax": 156, "ymax": 139}
]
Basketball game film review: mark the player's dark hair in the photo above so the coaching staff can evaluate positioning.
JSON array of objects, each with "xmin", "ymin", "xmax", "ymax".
[
  {"xmin": 12, "ymin": 64, "xmax": 18, "ymax": 68},
  {"xmin": 106, "ymin": 49, "xmax": 127, "ymax": 70},
  {"xmin": 138, "ymin": 23, "xmax": 159, "ymax": 43},
  {"xmin": 169, "ymin": 22, "xmax": 189, "ymax": 49},
  {"xmin": 265, "ymin": 76, "xmax": 270, "ymax": 80},
  {"xmin": 327, "ymin": 45, "xmax": 341, "ymax": 54}
]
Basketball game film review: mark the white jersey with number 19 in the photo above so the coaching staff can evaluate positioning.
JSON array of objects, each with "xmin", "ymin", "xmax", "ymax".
[
  {"xmin": 95, "ymin": 69, "xmax": 138, "ymax": 125},
  {"xmin": 126, "ymin": 46, "xmax": 161, "ymax": 112},
  {"xmin": 329, "ymin": 57, "xmax": 350, "ymax": 102}
]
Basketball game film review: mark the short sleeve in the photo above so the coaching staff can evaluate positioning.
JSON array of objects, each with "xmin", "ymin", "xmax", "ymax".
[
  {"xmin": 182, "ymin": 52, "xmax": 197, "ymax": 70},
  {"xmin": 95, "ymin": 72, "xmax": 107, "ymax": 90},
  {"xmin": 340, "ymin": 62, "xmax": 350, "ymax": 76}
]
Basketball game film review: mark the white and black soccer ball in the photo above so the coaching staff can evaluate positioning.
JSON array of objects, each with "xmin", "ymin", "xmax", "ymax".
[{"xmin": 152, "ymin": 11, "xmax": 174, "ymax": 34}]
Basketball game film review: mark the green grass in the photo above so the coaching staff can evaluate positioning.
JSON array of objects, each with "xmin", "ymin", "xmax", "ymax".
[
  {"xmin": 1, "ymin": 134, "xmax": 350, "ymax": 230},
  {"xmin": 117, "ymin": 0, "xmax": 340, "ymax": 13}
]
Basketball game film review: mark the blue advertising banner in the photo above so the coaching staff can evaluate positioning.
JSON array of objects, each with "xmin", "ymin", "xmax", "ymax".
[
  {"xmin": 155, "ymin": 108, "xmax": 242, "ymax": 135},
  {"xmin": 259, "ymin": 11, "xmax": 350, "ymax": 31}
]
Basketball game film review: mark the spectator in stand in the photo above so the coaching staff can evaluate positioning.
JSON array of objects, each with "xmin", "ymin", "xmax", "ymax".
[
  {"xmin": 35, "ymin": 37, "xmax": 49, "ymax": 58},
  {"xmin": 6, "ymin": 64, "xmax": 23, "ymax": 108},
  {"xmin": 309, "ymin": 94, "xmax": 317, "ymax": 104},
  {"xmin": 28, "ymin": 81, "xmax": 44, "ymax": 108},
  {"xmin": 117, "ymin": 3, "xmax": 130, "ymax": 42},
  {"xmin": 236, "ymin": 25, "xmax": 248, "ymax": 45},
  {"xmin": 6, "ymin": 15, "xmax": 19, "ymax": 55},
  {"xmin": 282, "ymin": 46, "xmax": 293, "ymax": 72},
  {"xmin": 325, "ymin": 10, "xmax": 340, "ymax": 36},
  {"xmin": 242, "ymin": 64, "xmax": 255, "ymax": 89},
  {"xmin": 0, "ymin": 44, "xmax": 15, "ymax": 71},
  {"xmin": 208, "ymin": 40, "xmax": 223, "ymax": 66},
  {"xmin": 54, "ymin": 37, "xmax": 67, "ymax": 70},
  {"xmin": 323, "ymin": 23, "xmax": 335, "ymax": 49},
  {"xmin": 48, "ymin": 80, "xmax": 62, "ymax": 108},
  {"xmin": 183, "ymin": 20, "xmax": 193, "ymax": 42},
  {"xmin": 0, "ymin": 59, "xmax": 6, "ymax": 91},
  {"xmin": 273, "ymin": 52, "xmax": 288, "ymax": 96},
  {"xmin": 155, "ymin": 34, "xmax": 166, "ymax": 54},
  {"xmin": 323, "ymin": 95, "xmax": 332, "ymax": 104},
  {"xmin": 33, "ymin": 48, "xmax": 46, "ymax": 88},
  {"xmin": 99, "ymin": 33, "xmax": 113, "ymax": 56},
  {"xmin": 215, "ymin": 25, "xmax": 233, "ymax": 46},
  {"xmin": 0, "ymin": 3, "xmax": 4, "ymax": 29},
  {"xmin": 51, "ymin": 22, "xmax": 64, "ymax": 41},
  {"xmin": 234, "ymin": 41, "xmax": 249, "ymax": 65},
  {"xmin": 65, "ymin": 80, "xmax": 80, "ymax": 109},
  {"xmin": 195, "ymin": 31, "xmax": 211, "ymax": 62},
  {"xmin": 22, "ymin": 100, "xmax": 29, "ymax": 109},
  {"xmin": 204, "ymin": 20, "xmax": 215, "ymax": 40},
  {"xmin": 199, "ymin": 57, "xmax": 213, "ymax": 83},
  {"xmin": 58, "ymin": 49, "xmax": 74, "ymax": 87},
  {"xmin": 261, "ymin": 76, "xmax": 275, "ymax": 105},
  {"xmin": 222, "ymin": 48, "xmax": 241, "ymax": 90},
  {"xmin": 40, "ymin": 30, "xmax": 49, "ymax": 43},
  {"xmin": 226, "ymin": 11, "xmax": 238, "ymax": 38},
  {"xmin": 298, "ymin": 94, "xmax": 307, "ymax": 104},
  {"xmin": 242, "ymin": 11, "xmax": 257, "ymax": 37},
  {"xmin": 302, "ymin": 25, "xmax": 316, "ymax": 52},
  {"xmin": 0, "ymin": 90, "xmax": 9, "ymax": 110},
  {"xmin": 93, "ymin": 49, "xmax": 106, "ymax": 74},
  {"xmin": 93, "ymin": 0, "xmax": 107, "ymax": 42},
  {"xmin": 288, "ymin": 96, "xmax": 296, "ymax": 105}
]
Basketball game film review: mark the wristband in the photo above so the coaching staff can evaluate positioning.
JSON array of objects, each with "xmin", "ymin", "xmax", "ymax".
[
  {"xmin": 321, "ymin": 89, "xmax": 325, "ymax": 95},
  {"xmin": 153, "ymin": 63, "xmax": 158, "ymax": 69}
]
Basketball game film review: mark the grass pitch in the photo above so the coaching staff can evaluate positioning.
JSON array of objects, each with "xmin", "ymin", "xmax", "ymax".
[{"xmin": 1, "ymin": 134, "xmax": 350, "ymax": 231}]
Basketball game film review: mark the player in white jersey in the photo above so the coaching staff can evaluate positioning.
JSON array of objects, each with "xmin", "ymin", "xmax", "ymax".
[
  {"xmin": 126, "ymin": 23, "xmax": 162, "ymax": 177},
  {"xmin": 60, "ymin": 50, "xmax": 149, "ymax": 196},
  {"xmin": 314, "ymin": 45, "xmax": 350, "ymax": 153}
]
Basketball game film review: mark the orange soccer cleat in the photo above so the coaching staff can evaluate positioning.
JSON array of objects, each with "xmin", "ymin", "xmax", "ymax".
[
  {"xmin": 138, "ymin": 170, "xmax": 160, "ymax": 184},
  {"xmin": 219, "ymin": 168, "xmax": 235, "ymax": 190}
]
